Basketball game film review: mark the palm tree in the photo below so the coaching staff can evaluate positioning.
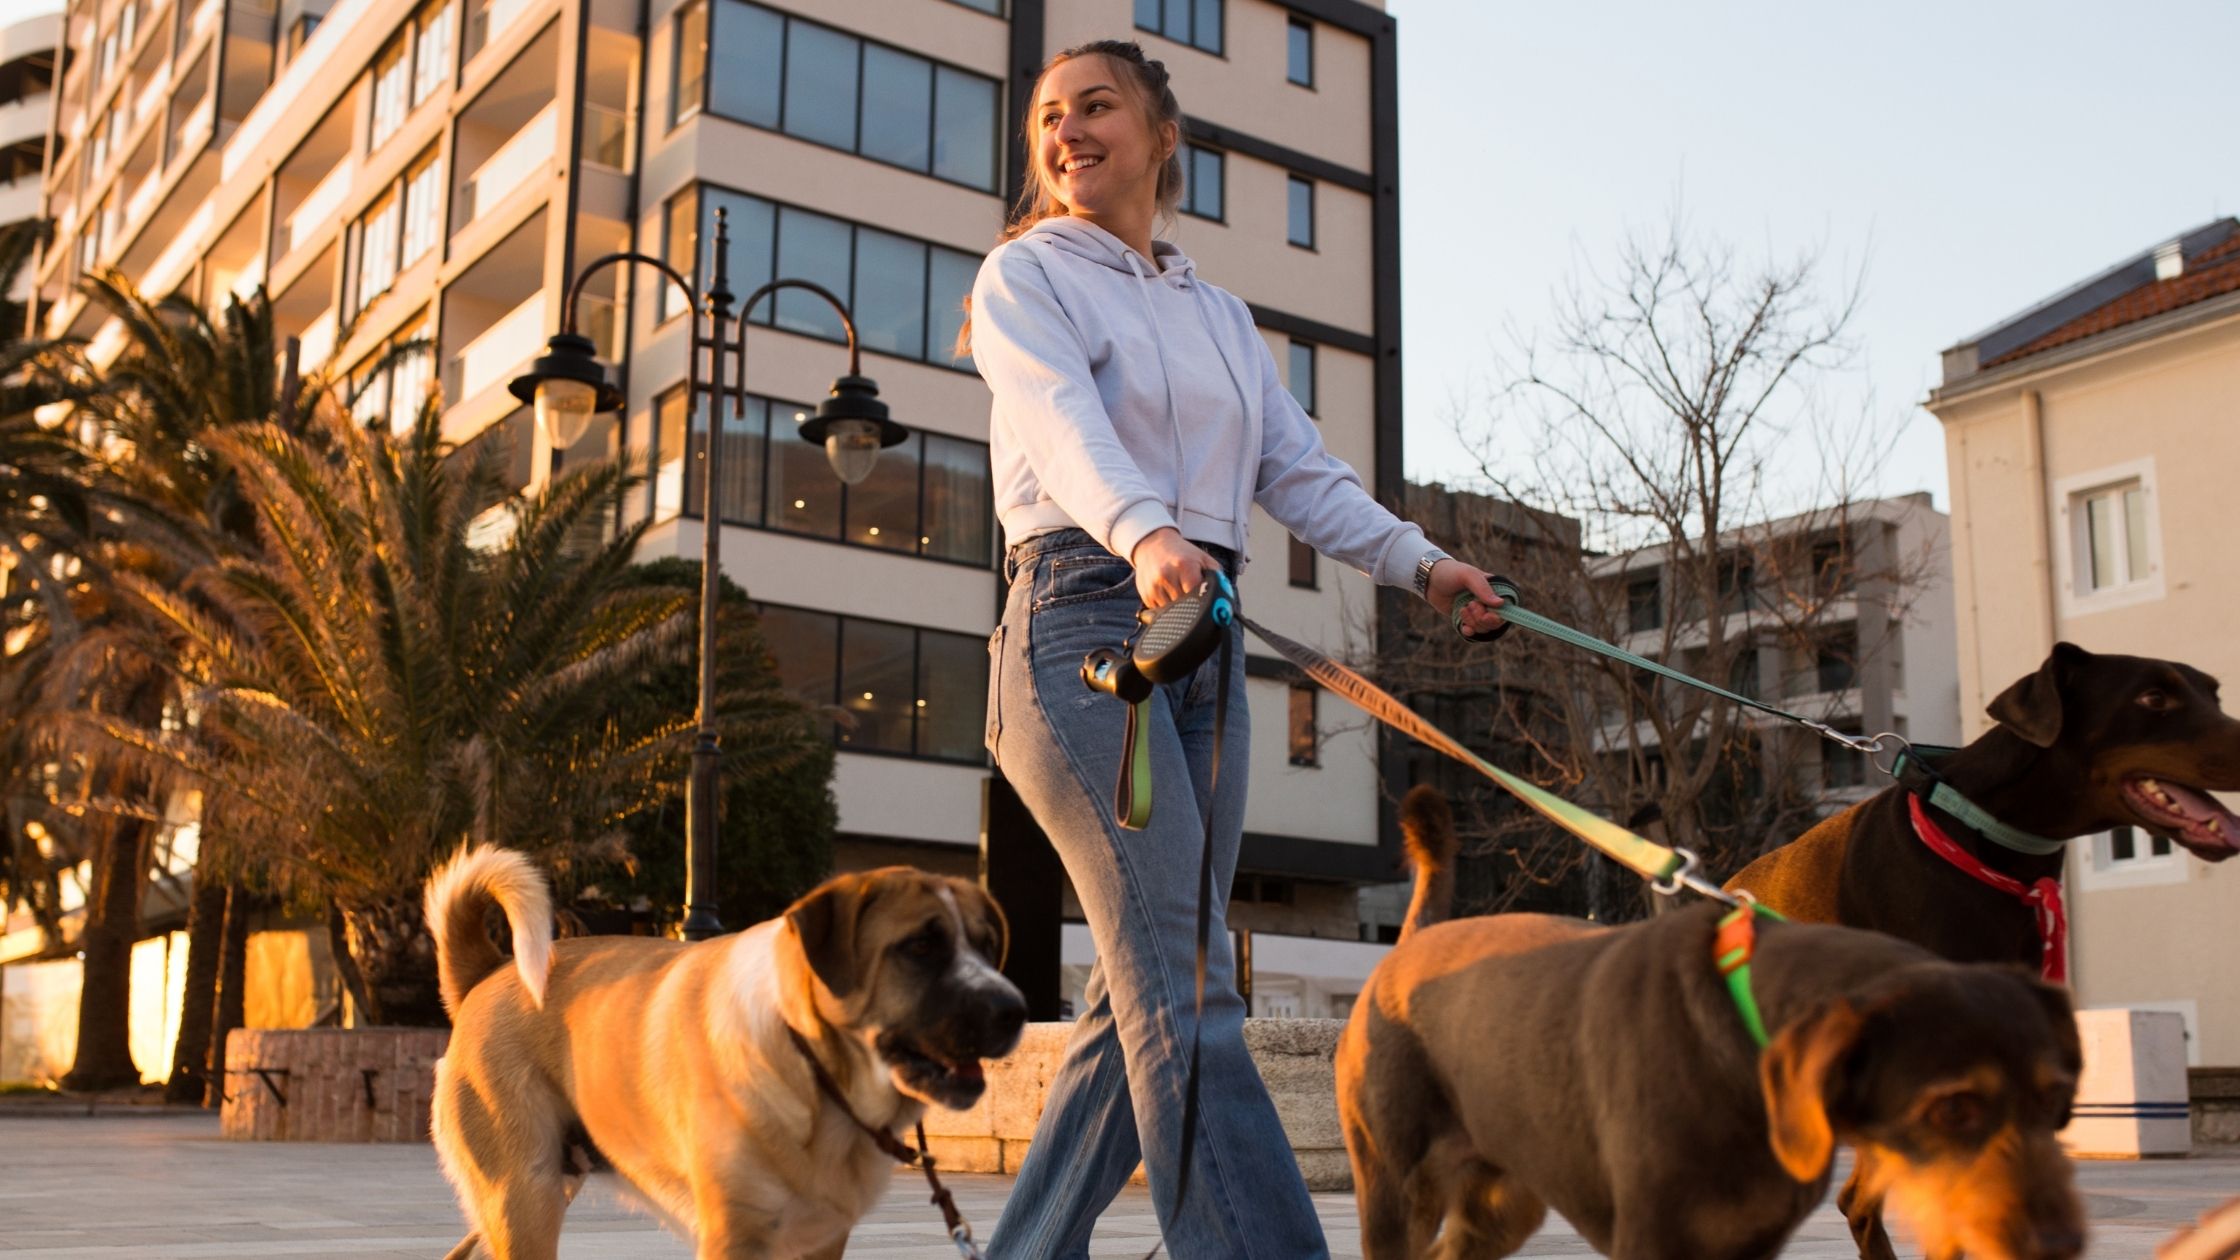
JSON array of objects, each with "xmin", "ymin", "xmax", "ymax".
[{"xmin": 74, "ymin": 396, "xmax": 826, "ymax": 1025}]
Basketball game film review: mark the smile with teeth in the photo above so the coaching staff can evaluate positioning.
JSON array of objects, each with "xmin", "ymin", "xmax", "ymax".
[
  {"xmin": 1061, "ymin": 155, "xmax": 1103, "ymax": 174},
  {"xmin": 2124, "ymin": 774, "xmax": 2240, "ymax": 850}
]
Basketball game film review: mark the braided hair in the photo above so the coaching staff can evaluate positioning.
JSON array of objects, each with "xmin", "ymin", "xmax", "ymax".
[{"xmin": 955, "ymin": 40, "xmax": 1185, "ymax": 356}]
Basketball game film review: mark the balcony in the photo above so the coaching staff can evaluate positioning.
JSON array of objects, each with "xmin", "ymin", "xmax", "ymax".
[
  {"xmin": 279, "ymin": 156, "xmax": 352, "ymax": 258},
  {"xmin": 296, "ymin": 307, "xmax": 339, "ymax": 373},
  {"xmin": 452, "ymin": 102, "xmax": 553, "ymax": 231},
  {"xmin": 463, "ymin": 0, "xmax": 540, "ymax": 63},
  {"xmin": 443, "ymin": 291, "xmax": 544, "ymax": 406}
]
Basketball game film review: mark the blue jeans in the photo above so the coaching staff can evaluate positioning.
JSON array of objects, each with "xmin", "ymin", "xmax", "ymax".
[{"xmin": 983, "ymin": 529, "xmax": 1329, "ymax": 1260}]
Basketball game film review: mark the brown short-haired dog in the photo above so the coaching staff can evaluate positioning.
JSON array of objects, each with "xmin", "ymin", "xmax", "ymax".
[
  {"xmin": 1337, "ymin": 788, "xmax": 2085, "ymax": 1260},
  {"xmin": 424, "ymin": 848, "xmax": 1026, "ymax": 1260}
]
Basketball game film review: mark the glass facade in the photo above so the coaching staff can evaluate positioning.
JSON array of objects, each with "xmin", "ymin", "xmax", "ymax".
[
  {"xmin": 699, "ymin": 0, "xmax": 1002, "ymax": 191},
  {"xmin": 757, "ymin": 604, "xmax": 989, "ymax": 764}
]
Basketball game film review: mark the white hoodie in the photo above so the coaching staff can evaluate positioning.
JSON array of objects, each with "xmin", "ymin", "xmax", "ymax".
[{"xmin": 970, "ymin": 217, "xmax": 1436, "ymax": 590}]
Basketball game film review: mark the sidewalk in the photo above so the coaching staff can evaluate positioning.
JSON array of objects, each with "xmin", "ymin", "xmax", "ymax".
[{"xmin": 0, "ymin": 1113, "xmax": 2232, "ymax": 1257}]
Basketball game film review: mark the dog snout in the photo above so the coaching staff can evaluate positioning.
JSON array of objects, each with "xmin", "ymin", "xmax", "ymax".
[{"xmin": 981, "ymin": 983, "xmax": 1028, "ymax": 1056}]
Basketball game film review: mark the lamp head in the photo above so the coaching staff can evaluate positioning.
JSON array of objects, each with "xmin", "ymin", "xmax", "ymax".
[
  {"xmin": 509, "ymin": 332, "xmax": 623, "ymax": 449},
  {"xmin": 798, "ymin": 373, "xmax": 907, "ymax": 486}
]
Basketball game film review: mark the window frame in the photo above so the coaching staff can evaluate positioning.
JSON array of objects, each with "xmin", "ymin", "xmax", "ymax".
[
  {"xmin": 2052, "ymin": 457, "xmax": 2166, "ymax": 617},
  {"xmin": 693, "ymin": 180, "xmax": 983, "ymax": 374},
  {"xmin": 1179, "ymin": 143, "xmax": 1224, "ymax": 223},
  {"xmin": 1286, "ymin": 17, "xmax": 1314, "ymax": 88},
  {"xmin": 1287, "ymin": 174, "xmax": 1316, "ymax": 249},
  {"xmin": 671, "ymin": 0, "xmax": 707, "ymax": 128},
  {"xmin": 753, "ymin": 599, "xmax": 993, "ymax": 766},
  {"xmin": 411, "ymin": 0, "xmax": 455, "ymax": 107},
  {"xmin": 695, "ymin": 0, "xmax": 1003, "ymax": 193},
  {"xmin": 369, "ymin": 33, "xmax": 412, "ymax": 151},
  {"xmin": 1134, "ymin": 0, "xmax": 1224, "ymax": 56},
  {"xmin": 2078, "ymin": 823, "xmax": 2187, "ymax": 891}
]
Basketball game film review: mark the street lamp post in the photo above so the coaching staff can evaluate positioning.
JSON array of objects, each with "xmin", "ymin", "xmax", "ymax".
[{"xmin": 511, "ymin": 206, "xmax": 907, "ymax": 940}]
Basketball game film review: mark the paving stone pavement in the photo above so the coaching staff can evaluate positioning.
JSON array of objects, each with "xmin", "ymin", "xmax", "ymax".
[{"xmin": 0, "ymin": 1113, "xmax": 2233, "ymax": 1257}]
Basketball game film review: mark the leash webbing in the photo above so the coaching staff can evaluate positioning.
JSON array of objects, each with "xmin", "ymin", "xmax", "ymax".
[
  {"xmin": 1892, "ymin": 747, "xmax": 2066, "ymax": 857},
  {"xmin": 1241, "ymin": 616, "xmax": 1693, "ymax": 886},
  {"xmin": 1714, "ymin": 902, "xmax": 1787, "ymax": 1048},
  {"xmin": 1163, "ymin": 625, "xmax": 1229, "ymax": 1244},
  {"xmin": 1453, "ymin": 586, "xmax": 1887, "ymax": 760},
  {"xmin": 784, "ymin": 1026, "xmax": 985, "ymax": 1258},
  {"xmin": 1117, "ymin": 698, "xmax": 1155, "ymax": 829}
]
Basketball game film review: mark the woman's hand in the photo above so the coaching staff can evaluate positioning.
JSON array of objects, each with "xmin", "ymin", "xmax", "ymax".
[
  {"xmin": 1129, "ymin": 528, "xmax": 1220, "ymax": 610},
  {"xmin": 1426, "ymin": 559, "xmax": 1506, "ymax": 637}
]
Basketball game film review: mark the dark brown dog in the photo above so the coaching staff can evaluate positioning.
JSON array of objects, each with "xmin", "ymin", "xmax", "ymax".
[
  {"xmin": 1729, "ymin": 642, "xmax": 2240, "ymax": 969},
  {"xmin": 1338, "ymin": 788, "xmax": 2085, "ymax": 1260}
]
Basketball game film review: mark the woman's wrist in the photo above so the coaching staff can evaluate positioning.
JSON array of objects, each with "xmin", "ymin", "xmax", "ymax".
[{"xmin": 1412, "ymin": 547, "xmax": 1451, "ymax": 598}]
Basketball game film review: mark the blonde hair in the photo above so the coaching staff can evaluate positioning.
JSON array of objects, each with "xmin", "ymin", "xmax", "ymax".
[{"xmin": 955, "ymin": 40, "xmax": 1185, "ymax": 357}]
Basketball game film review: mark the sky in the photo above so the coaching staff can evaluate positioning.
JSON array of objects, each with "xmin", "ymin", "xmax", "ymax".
[{"xmin": 1385, "ymin": 0, "xmax": 2238, "ymax": 511}]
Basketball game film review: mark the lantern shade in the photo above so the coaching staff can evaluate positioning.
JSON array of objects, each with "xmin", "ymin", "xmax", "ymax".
[
  {"xmin": 797, "ymin": 374, "xmax": 906, "ymax": 487},
  {"xmin": 508, "ymin": 332, "xmax": 624, "ymax": 442}
]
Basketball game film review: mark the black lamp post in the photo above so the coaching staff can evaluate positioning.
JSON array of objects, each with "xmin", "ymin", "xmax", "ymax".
[{"xmin": 510, "ymin": 206, "xmax": 908, "ymax": 940}]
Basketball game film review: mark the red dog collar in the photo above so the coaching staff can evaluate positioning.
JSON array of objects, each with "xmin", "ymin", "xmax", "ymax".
[{"xmin": 1908, "ymin": 794, "xmax": 2068, "ymax": 983}]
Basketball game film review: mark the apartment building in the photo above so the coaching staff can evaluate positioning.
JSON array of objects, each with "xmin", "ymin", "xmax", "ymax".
[
  {"xmin": 1592, "ymin": 494, "xmax": 1960, "ymax": 820},
  {"xmin": 27, "ymin": 0, "xmax": 1408, "ymax": 1004},
  {"xmin": 1929, "ymin": 217, "xmax": 2240, "ymax": 1066},
  {"xmin": 1, "ymin": 12, "xmax": 57, "ymax": 246}
]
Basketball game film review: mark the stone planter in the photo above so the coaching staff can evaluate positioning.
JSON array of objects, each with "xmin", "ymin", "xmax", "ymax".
[
  {"xmin": 919, "ymin": 1018, "xmax": 1351, "ymax": 1191},
  {"xmin": 221, "ymin": 1028, "xmax": 449, "ymax": 1142}
]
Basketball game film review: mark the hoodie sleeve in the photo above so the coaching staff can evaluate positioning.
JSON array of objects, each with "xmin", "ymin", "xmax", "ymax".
[
  {"xmin": 971, "ymin": 243, "xmax": 1177, "ymax": 562},
  {"xmin": 1251, "ymin": 334, "xmax": 1439, "ymax": 591}
]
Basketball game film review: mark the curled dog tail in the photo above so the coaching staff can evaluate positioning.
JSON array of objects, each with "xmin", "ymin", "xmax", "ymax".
[
  {"xmin": 1399, "ymin": 785, "xmax": 1458, "ymax": 942},
  {"xmin": 423, "ymin": 845, "xmax": 554, "ymax": 1018}
]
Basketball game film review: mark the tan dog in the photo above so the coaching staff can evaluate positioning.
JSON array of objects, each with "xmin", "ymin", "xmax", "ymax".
[{"xmin": 423, "ymin": 848, "xmax": 1026, "ymax": 1260}]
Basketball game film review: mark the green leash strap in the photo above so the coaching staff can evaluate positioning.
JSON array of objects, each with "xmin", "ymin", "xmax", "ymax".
[
  {"xmin": 1453, "ymin": 584, "xmax": 1879, "ymax": 758},
  {"xmin": 1891, "ymin": 747, "xmax": 2066, "ymax": 857},
  {"xmin": 1714, "ymin": 901, "xmax": 1787, "ymax": 1049},
  {"xmin": 1241, "ymin": 616, "xmax": 1684, "ymax": 883},
  {"xmin": 1116, "ymin": 698, "xmax": 1155, "ymax": 830}
]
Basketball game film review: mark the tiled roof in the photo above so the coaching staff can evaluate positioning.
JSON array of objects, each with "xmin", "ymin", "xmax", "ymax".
[{"xmin": 1983, "ymin": 232, "xmax": 2240, "ymax": 368}]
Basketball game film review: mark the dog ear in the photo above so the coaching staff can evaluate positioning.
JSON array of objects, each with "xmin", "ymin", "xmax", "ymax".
[
  {"xmin": 951, "ymin": 879, "xmax": 1011, "ymax": 969},
  {"xmin": 1760, "ymin": 997, "xmax": 1866, "ymax": 1182},
  {"xmin": 1987, "ymin": 642, "xmax": 2091, "ymax": 748},
  {"xmin": 2020, "ymin": 974, "xmax": 2083, "ymax": 1128},
  {"xmin": 786, "ymin": 877, "xmax": 870, "ymax": 1000}
]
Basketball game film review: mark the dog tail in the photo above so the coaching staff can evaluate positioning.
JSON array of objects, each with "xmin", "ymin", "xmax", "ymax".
[
  {"xmin": 1399, "ymin": 785, "xmax": 1458, "ymax": 942},
  {"xmin": 423, "ymin": 845, "xmax": 554, "ymax": 1018}
]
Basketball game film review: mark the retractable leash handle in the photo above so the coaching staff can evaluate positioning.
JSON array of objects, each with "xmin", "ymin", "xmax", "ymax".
[
  {"xmin": 1081, "ymin": 571, "xmax": 1240, "ymax": 832},
  {"xmin": 1449, "ymin": 577, "xmax": 1523, "ymax": 644}
]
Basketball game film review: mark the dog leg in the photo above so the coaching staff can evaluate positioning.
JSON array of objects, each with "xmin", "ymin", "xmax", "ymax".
[
  {"xmin": 1838, "ymin": 1161, "xmax": 1899, "ymax": 1260},
  {"xmin": 1349, "ymin": 1148, "xmax": 1414, "ymax": 1260},
  {"xmin": 440, "ymin": 1234, "xmax": 481, "ymax": 1260},
  {"xmin": 473, "ymin": 1172, "xmax": 569, "ymax": 1260},
  {"xmin": 1428, "ymin": 1160, "xmax": 1544, "ymax": 1260}
]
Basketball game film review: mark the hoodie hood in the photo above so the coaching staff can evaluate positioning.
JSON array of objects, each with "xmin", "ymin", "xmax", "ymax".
[{"xmin": 1022, "ymin": 217, "xmax": 1199, "ymax": 289}]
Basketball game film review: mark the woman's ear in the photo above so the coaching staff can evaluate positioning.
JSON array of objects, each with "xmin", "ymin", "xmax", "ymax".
[{"xmin": 1159, "ymin": 118, "xmax": 1179, "ymax": 164}]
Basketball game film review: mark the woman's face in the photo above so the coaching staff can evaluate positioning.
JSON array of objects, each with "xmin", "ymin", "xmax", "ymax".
[{"xmin": 1033, "ymin": 55, "xmax": 1172, "ymax": 224}]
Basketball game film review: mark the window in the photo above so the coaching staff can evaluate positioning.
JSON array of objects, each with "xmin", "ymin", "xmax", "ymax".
[
  {"xmin": 1814, "ymin": 630, "xmax": 1857, "ymax": 694},
  {"xmin": 346, "ymin": 312, "xmax": 433, "ymax": 435},
  {"xmin": 700, "ymin": 1, "xmax": 1001, "ymax": 191},
  {"xmin": 1287, "ymin": 18, "xmax": 1313, "ymax": 87},
  {"xmin": 698, "ymin": 186, "xmax": 982, "ymax": 370},
  {"xmin": 412, "ymin": 2, "xmax": 455, "ymax": 105},
  {"xmin": 1180, "ymin": 144, "xmax": 1223, "ymax": 220},
  {"xmin": 757, "ymin": 604, "xmax": 990, "ymax": 764},
  {"xmin": 1727, "ymin": 648, "xmax": 1760, "ymax": 700},
  {"xmin": 671, "ymin": 388, "xmax": 993, "ymax": 566},
  {"xmin": 2082, "ymin": 824, "xmax": 2185, "ymax": 891},
  {"xmin": 354, "ymin": 189, "xmax": 400, "ymax": 312},
  {"xmin": 658, "ymin": 186, "xmax": 697, "ymax": 321},
  {"xmin": 672, "ymin": 0, "xmax": 706, "ymax": 125},
  {"xmin": 1288, "ymin": 534, "xmax": 1314, "ymax": 589},
  {"xmin": 400, "ymin": 148, "xmax": 443, "ymax": 267},
  {"xmin": 1287, "ymin": 175, "xmax": 1315, "ymax": 248},
  {"xmin": 370, "ymin": 37, "xmax": 410, "ymax": 149},
  {"xmin": 1810, "ymin": 538, "xmax": 1848, "ymax": 598},
  {"xmin": 1135, "ymin": 0, "xmax": 1222, "ymax": 55},
  {"xmin": 2077, "ymin": 481, "xmax": 2151, "ymax": 594},
  {"xmin": 943, "ymin": 0, "xmax": 1002, "ymax": 11},
  {"xmin": 1625, "ymin": 576, "xmax": 1660, "ymax": 634},
  {"xmin": 1287, "ymin": 340, "xmax": 1316, "ymax": 415},
  {"xmin": 1718, "ymin": 556, "xmax": 1756, "ymax": 611}
]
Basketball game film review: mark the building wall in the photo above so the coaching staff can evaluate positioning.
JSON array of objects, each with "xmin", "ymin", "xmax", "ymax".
[
  {"xmin": 1936, "ymin": 310, "xmax": 2240, "ymax": 1065},
  {"xmin": 30, "ymin": 0, "xmax": 1407, "ymax": 966}
]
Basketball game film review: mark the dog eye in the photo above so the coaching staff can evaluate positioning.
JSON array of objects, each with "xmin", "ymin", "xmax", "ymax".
[
  {"xmin": 898, "ymin": 928, "xmax": 945, "ymax": 960},
  {"xmin": 1925, "ymin": 1091, "xmax": 1986, "ymax": 1133},
  {"xmin": 2136, "ymin": 688, "xmax": 2178, "ymax": 712}
]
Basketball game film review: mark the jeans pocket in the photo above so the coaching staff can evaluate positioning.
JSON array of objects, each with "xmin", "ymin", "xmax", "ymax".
[
  {"xmin": 984, "ymin": 624, "xmax": 1005, "ymax": 762},
  {"xmin": 1033, "ymin": 552, "xmax": 1139, "ymax": 610}
]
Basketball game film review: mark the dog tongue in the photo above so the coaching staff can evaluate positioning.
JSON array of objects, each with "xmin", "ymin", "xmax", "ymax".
[{"xmin": 2157, "ymin": 780, "xmax": 2240, "ymax": 850}]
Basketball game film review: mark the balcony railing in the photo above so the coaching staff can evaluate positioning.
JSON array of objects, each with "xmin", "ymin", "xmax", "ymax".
[
  {"xmin": 583, "ymin": 103, "xmax": 627, "ymax": 171},
  {"xmin": 281, "ymin": 158, "xmax": 353, "ymax": 256},
  {"xmin": 296, "ymin": 308, "xmax": 339, "ymax": 373},
  {"xmin": 464, "ymin": 0, "xmax": 538, "ymax": 62},
  {"xmin": 443, "ymin": 292, "xmax": 546, "ymax": 404},
  {"xmin": 454, "ymin": 103, "xmax": 554, "ymax": 231}
]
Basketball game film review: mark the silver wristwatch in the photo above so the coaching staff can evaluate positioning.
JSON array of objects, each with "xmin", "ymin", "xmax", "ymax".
[{"xmin": 1413, "ymin": 548, "xmax": 1450, "ymax": 598}]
